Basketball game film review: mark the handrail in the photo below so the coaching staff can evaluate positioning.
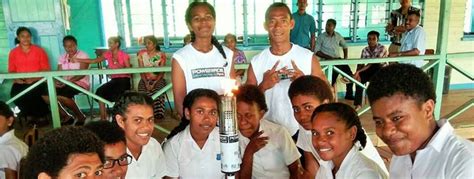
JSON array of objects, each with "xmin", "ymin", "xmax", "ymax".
[{"xmin": 1, "ymin": 52, "xmax": 472, "ymax": 130}]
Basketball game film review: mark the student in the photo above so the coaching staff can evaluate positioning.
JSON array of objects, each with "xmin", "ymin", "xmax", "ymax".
[
  {"xmin": 112, "ymin": 91, "xmax": 167, "ymax": 178},
  {"xmin": 367, "ymin": 64, "xmax": 474, "ymax": 178},
  {"xmin": 85, "ymin": 121, "xmax": 129, "ymax": 179},
  {"xmin": 315, "ymin": 19, "xmax": 354, "ymax": 101},
  {"xmin": 354, "ymin": 31, "xmax": 388, "ymax": 110},
  {"xmin": 73, "ymin": 36, "xmax": 131, "ymax": 120},
  {"xmin": 236, "ymin": 85, "xmax": 301, "ymax": 179},
  {"xmin": 8, "ymin": 27, "xmax": 51, "ymax": 120},
  {"xmin": 0, "ymin": 101, "xmax": 28, "ymax": 179},
  {"xmin": 137, "ymin": 35, "xmax": 167, "ymax": 121},
  {"xmin": 53, "ymin": 35, "xmax": 90, "ymax": 125},
  {"xmin": 172, "ymin": 1, "xmax": 235, "ymax": 117},
  {"xmin": 163, "ymin": 89, "xmax": 225, "ymax": 178},
  {"xmin": 288, "ymin": 75, "xmax": 388, "ymax": 178},
  {"xmin": 246, "ymin": 2, "xmax": 327, "ymax": 138},
  {"xmin": 21, "ymin": 126, "xmax": 104, "ymax": 179},
  {"xmin": 311, "ymin": 103, "xmax": 387, "ymax": 179}
]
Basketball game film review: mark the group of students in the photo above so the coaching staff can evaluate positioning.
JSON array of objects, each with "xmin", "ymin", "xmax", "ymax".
[{"xmin": 2, "ymin": 1, "xmax": 473, "ymax": 179}]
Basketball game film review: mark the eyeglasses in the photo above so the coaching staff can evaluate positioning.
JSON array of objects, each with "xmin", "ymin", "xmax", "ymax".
[{"xmin": 103, "ymin": 154, "xmax": 132, "ymax": 169}]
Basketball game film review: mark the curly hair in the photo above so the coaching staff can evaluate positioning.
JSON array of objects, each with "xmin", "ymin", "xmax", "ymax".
[
  {"xmin": 167, "ymin": 88, "xmax": 221, "ymax": 139},
  {"xmin": 288, "ymin": 75, "xmax": 334, "ymax": 103},
  {"xmin": 367, "ymin": 64, "xmax": 436, "ymax": 106},
  {"xmin": 22, "ymin": 126, "xmax": 105, "ymax": 179},
  {"xmin": 235, "ymin": 84, "xmax": 268, "ymax": 112},
  {"xmin": 311, "ymin": 103, "xmax": 367, "ymax": 149},
  {"xmin": 85, "ymin": 120, "xmax": 126, "ymax": 145}
]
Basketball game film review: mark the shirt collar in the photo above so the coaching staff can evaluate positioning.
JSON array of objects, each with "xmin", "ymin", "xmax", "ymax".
[{"xmin": 426, "ymin": 119, "xmax": 453, "ymax": 152}]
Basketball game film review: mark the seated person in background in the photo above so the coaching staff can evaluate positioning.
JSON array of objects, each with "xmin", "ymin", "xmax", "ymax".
[
  {"xmin": 8, "ymin": 27, "xmax": 51, "ymax": 120},
  {"xmin": 137, "ymin": 35, "xmax": 167, "ymax": 122},
  {"xmin": 73, "ymin": 36, "xmax": 131, "ymax": 120},
  {"xmin": 85, "ymin": 120, "xmax": 129, "ymax": 179},
  {"xmin": 389, "ymin": 11, "xmax": 426, "ymax": 68},
  {"xmin": 315, "ymin": 19, "xmax": 354, "ymax": 100},
  {"xmin": 311, "ymin": 103, "xmax": 388, "ymax": 179},
  {"xmin": 224, "ymin": 33, "xmax": 247, "ymax": 80},
  {"xmin": 367, "ymin": 64, "xmax": 474, "ymax": 178},
  {"xmin": 163, "ymin": 89, "xmax": 226, "ymax": 178},
  {"xmin": 0, "ymin": 101, "xmax": 28, "ymax": 179},
  {"xmin": 353, "ymin": 31, "xmax": 388, "ymax": 110},
  {"xmin": 288, "ymin": 76, "xmax": 388, "ymax": 178},
  {"xmin": 53, "ymin": 35, "xmax": 90, "ymax": 125},
  {"xmin": 236, "ymin": 85, "xmax": 301, "ymax": 179},
  {"xmin": 113, "ymin": 91, "xmax": 167, "ymax": 178},
  {"xmin": 385, "ymin": 0, "xmax": 421, "ymax": 53},
  {"xmin": 21, "ymin": 126, "xmax": 104, "ymax": 178}
]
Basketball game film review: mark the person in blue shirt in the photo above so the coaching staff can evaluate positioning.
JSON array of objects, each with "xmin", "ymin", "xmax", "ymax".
[{"xmin": 290, "ymin": 0, "xmax": 316, "ymax": 50}]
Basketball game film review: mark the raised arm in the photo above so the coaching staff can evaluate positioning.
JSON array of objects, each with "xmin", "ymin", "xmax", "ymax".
[{"xmin": 311, "ymin": 55, "xmax": 329, "ymax": 84}]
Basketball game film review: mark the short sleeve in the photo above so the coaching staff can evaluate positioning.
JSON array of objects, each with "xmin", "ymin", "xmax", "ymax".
[
  {"xmin": 162, "ymin": 140, "xmax": 179, "ymax": 177},
  {"xmin": 413, "ymin": 28, "xmax": 426, "ymax": 55},
  {"xmin": 280, "ymin": 128, "xmax": 302, "ymax": 165},
  {"xmin": 8, "ymin": 50, "xmax": 16, "ymax": 73},
  {"xmin": 309, "ymin": 16, "xmax": 316, "ymax": 34},
  {"xmin": 0, "ymin": 147, "xmax": 20, "ymax": 171},
  {"xmin": 339, "ymin": 34, "xmax": 348, "ymax": 49},
  {"xmin": 38, "ymin": 47, "xmax": 51, "ymax": 71}
]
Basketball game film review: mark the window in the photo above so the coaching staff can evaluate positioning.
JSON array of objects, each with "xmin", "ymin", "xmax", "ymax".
[
  {"xmin": 101, "ymin": 0, "xmax": 424, "ymax": 48},
  {"xmin": 464, "ymin": 0, "xmax": 474, "ymax": 36},
  {"xmin": 305, "ymin": 0, "xmax": 424, "ymax": 42}
]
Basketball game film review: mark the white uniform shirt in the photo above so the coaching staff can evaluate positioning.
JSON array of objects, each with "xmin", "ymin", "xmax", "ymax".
[
  {"xmin": 297, "ymin": 126, "xmax": 389, "ymax": 176},
  {"xmin": 173, "ymin": 44, "xmax": 234, "ymax": 95},
  {"xmin": 125, "ymin": 137, "xmax": 167, "ymax": 178},
  {"xmin": 400, "ymin": 25, "xmax": 426, "ymax": 68},
  {"xmin": 251, "ymin": 45, "xmax": 313, "ymax": 135},
  {"xmin": 316, "ymin": 146, "xmax": 388, "ymax": 179},
  {"xmin": 163, "ymin": 126, "xmax": 225, "ymax": 178},
  {"xmin": 389, "ymin": 120, "xmax": 474, "ymax": 179},
  {"xmin": 0, "ymin": 130, "xmax": 28, "ymax": 179},
  {"xmin": 239, "ymin": 119, "xmax": 301, "ymax": 179}
]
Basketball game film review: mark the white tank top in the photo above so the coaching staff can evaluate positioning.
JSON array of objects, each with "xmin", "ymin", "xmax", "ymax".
[
  {"xmin": 173, "ymin": 44, "xmax": 234, "ymax": 95},
  {"xmin": 251, "ymin": 44, "xmax": 313, "ymax": 135}
]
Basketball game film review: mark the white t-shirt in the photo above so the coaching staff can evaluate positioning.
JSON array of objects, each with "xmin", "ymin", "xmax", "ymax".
[
  {"xmin": 173, "ymin": 44, "xmax": 234, "ymax": 95},
  {"xmin": 163, "ymin": 126, "xmax": 225, "ymax": 178},
  {"xmin": 296, "ymin": 125, "xmax": 389, "ymax": 176},
  {"xmin": 316, "ymin": 146, "xmax": 388, "ymax": 179},
  {"xmin": 0, "ymin": 130, "xmax": 28, "ymax": 179},
  {"xmin": 250, "ymin": 44, "xmax": 313, "ymax": 135},
  {"xmin": 239, "ymin": 119, "xmax": 301, "ymax": 179},
  {"xmin": 389, "ymin": 120, "xmax": 474, "ymax": 179},
  {"xmin": 125, "ymin": 137, "xmax": 167, "ymax": 179}
]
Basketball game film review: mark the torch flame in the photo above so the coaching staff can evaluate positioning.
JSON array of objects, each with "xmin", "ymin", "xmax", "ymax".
[{"xmin": 222, "ymin": 79, "xmax": 238, "ymax": 97}]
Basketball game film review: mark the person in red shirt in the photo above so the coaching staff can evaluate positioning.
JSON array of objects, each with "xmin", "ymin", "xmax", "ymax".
[{"xmin": 8, "ymin": 27, "xmax": 51, "ymax": 119}]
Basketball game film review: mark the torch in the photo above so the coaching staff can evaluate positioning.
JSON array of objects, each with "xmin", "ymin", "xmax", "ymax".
[{"xmin": 219, "ymin": 79, "xmax": 240, "ymax": 178}]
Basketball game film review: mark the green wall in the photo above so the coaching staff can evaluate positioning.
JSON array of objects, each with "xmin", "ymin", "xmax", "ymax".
[
  {"xmin": 0, "ymin": 2, "xmax": 11, "ymax": 101},
  {"xmin": 68, "ymin": 0, "xmax": 104, "ymax": 57}
]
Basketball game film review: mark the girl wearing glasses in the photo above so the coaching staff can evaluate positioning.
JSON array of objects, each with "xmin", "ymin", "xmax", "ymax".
[
  {"xmin": 85, "ymin": 120, "xmax": 130, "ymax": 179},
  {"xmin": 163, "ymin": 89, "xmax": 226, "ymax": 178},
  {"xmin": 113, "ymin": 91, "xmax": 167, "ymax": 178}
]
